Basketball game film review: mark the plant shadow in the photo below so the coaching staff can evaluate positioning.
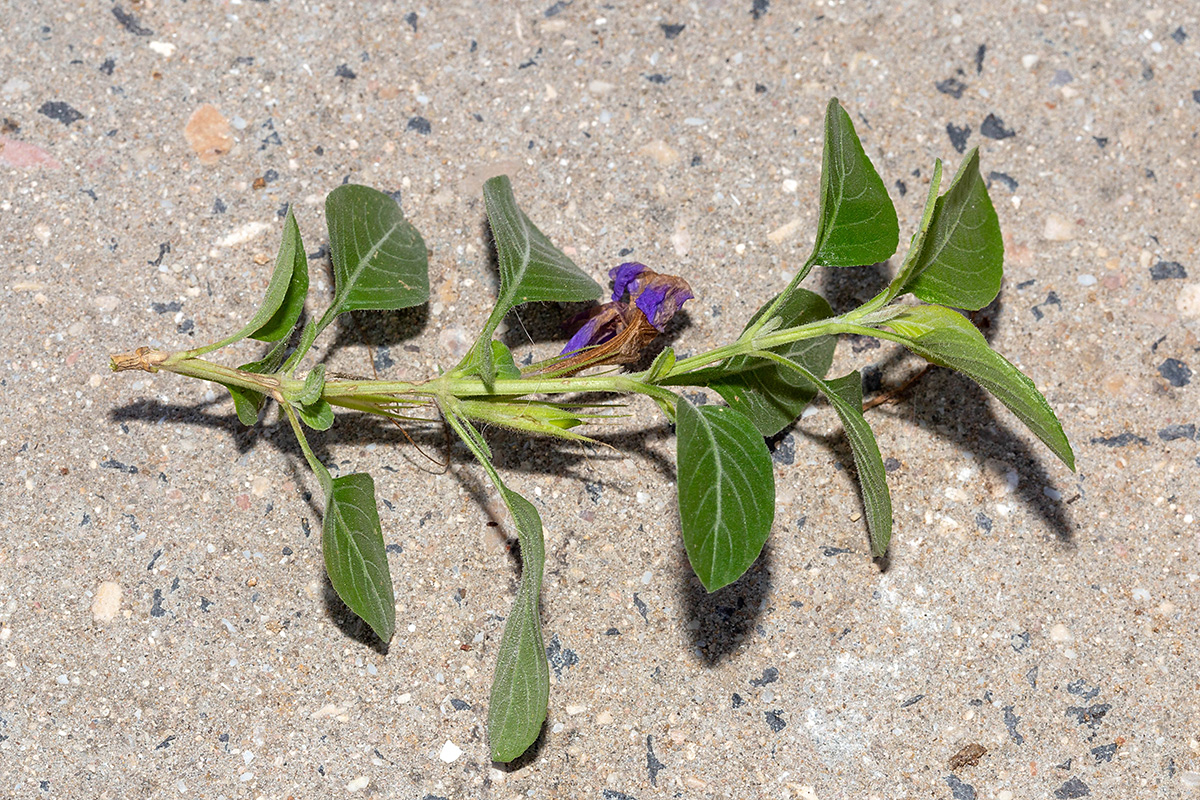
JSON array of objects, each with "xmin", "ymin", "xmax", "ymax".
[
  {"xmin": 675, "ymin": 535, "xmax": 773, "ymax": 666},
  {"xmin": 321, "ymin": 573, "xmax": 390, "ymax": 655}
]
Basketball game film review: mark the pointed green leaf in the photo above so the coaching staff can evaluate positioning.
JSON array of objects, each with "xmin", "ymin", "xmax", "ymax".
[
  {"xmin": 878, "ymin": 159, "xmax": 943, "ymax": 305},
  {"xmin": 881, "ymin": 305, "xmax": 1075, "ymax": 469},
  {"xmin": 322, "ymin": 472, "xmax": 395, "ymax": 642},
  {"xmin": 487, "ymin": 483, "xmax": 550, "ymax": 763},
  {"xmin": 297, "ymin": 398, "xmax": 334, "ymax": 431},
  {"xmin": 223, "ymin": 340, "xmax": 288, "ymax": 426},
  {"xmin": 645, "ymin": 346, "xmax": 676, "ymax": 383},
  {"xmin": 811, "ymin": 98, "xmax": 899, "ymax": 268},
  {"xmin": 901, "ymin": 149, "xmax": 1003, "ymax": 310},
  {"xmin": 471, "ymin": 175, "xmax": 603, "ymax": 384},
  {"xmin": 440, "ymin": 410, "xmax": 549, "ymax": 763},
  {"xmin": 190, "ymin": 209, "xmax": 309, "ymax": 356},
  {"xmin": 297, "ymin": 364, "xmax": 326, "ymax": 406},
  {"xmin": 676, "ymin": 397, "xmax": 776, "ymax": 592},
  {"xmin": 250, "ymin": 207, "xmax": 310, "ymax": 342},
  {"xmin": 326, "ymin": 184, "xmax": 429, "ymax": 313},
  {"xmin": 815, "ymin": 372, "xmax": 892, "ymax": 556},
  {"xmin": 684, "ymin": 289, "xmax": 836, "ymax": 436}
]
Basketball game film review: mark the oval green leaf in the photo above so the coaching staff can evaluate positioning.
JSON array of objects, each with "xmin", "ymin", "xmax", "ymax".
[
  {"xmin": 812, "ymin": 98, "xmax": 899, "ymax": 268},
  {"xmin": 326, "ymin": 184, "xmax": 429, "ymax": 313},
  {"xmin": 250, "ymin": 207, "xmax": 310, "ymax": 342},
  {"xmin": 470, "ymin": 175, "xmax": 603, "ymax": 384},
  {"xmin": 297, "ymin": 398, "xmax": 334, "ymax": 431},
  {"xmin": 815, "ymin": 372, "xmax": 893, "ymax": 556},
  {"xmin": 676, "ymin": 397, "xmax": 776, "ymax": 592},
  {"xmin": 322, "ymin": 472, "xmax": 396, "ymax": 643}
]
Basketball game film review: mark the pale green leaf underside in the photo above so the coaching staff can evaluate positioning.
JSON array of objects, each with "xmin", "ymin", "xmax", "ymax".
[
  {"xmin": 812, "ymin": 98, "xmax": 900, "ymax": 268},
  {"xmin": 882, "ymin": 305, "xmax": 1075, "ymax": 470},
  {"xmin": 676, "ymin": 397, "xmax": 776, "ymax": 592},
  {"xmin": 484, "ymin": 175, "xmax": 603, "ymax": 307},
  {"xmin": 691, "ymin": 288, "xmax": 836, "ymax": 436},
  {"xmin": 322, "ymin": 472, "xmax": 396, "ymax": 642},
  {"xmin": 326, "ymin": 184, "xmax": 429, "ymax": 313},
  {"xmin": 815, "ymin": 372, "xmax": 893, "ymax": 556},
  {"xmin": 297, "ymin": 398, "xmax": 334, "ymax": 430},
  {"xmin": 488, "ymin": 484, "xmax": 550, "ymax": 763},
  {"xmin": 902, "ymin": 149, "xmax": 1003, "ymax": 311}
]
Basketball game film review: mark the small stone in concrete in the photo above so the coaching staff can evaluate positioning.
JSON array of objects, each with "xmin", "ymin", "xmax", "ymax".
[
  {"xmin": 1042, "ymin": 214, "xmax": 1076, "ymax": 241},
  {"xmin": 92, "ymin": 582, "xmax": 122, "ymax": 623}
]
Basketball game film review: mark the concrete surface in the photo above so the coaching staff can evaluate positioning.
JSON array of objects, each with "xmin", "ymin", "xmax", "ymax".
[{"xmin": 1, "ymin": 1, "xmax": 1198, "ymax": 798}]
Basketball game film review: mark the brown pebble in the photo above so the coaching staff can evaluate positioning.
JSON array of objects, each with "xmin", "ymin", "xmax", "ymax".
[
  {"xmin": 184, "ymin": 104, "xmax": 234, "ymax": 165},
  {"xmin": 948, "ymin": 743, "xmax": 987, "ymax": 770}
]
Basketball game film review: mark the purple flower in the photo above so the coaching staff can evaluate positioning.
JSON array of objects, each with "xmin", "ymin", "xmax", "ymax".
[{"xmin": 560, "ymin": 263, "xmax": 693, "ymax": 355}]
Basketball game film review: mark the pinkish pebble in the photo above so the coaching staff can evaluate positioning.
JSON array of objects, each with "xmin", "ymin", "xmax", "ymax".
[{"xmin": 0, "ymin": 137, "xmax": 60, "ymax": 169}]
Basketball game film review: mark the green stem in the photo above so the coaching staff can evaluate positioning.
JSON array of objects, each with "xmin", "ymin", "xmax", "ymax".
[{"xmin": 281, "ymin": 401, "xmax": 332, "ymax": 492}]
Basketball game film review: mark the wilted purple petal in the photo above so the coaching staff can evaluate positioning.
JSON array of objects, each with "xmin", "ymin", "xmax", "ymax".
[
  {"xmin": 560, "ymin": 304, "xmax": 625, "ymax": 354},
  {"xmin": 634, "ymin": 276, "xmax": 693, "ymax": 330},
  {"xmin": 609, "ymin": 262, "xmax": 649, "ymax": 302}
]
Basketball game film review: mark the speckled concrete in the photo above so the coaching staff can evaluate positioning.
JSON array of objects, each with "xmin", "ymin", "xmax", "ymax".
[{"xmin": 2, "ymin": 2, "xmax": 1198, "ymax": 798}]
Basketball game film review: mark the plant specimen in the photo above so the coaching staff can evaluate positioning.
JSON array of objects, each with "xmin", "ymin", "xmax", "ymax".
[{"xmin": 112, "ymin": 99, "xmax": 1074, "ymax": 762}]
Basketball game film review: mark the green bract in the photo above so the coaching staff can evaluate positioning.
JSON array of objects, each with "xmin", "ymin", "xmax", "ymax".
[{"xmin": 110, "ymin": 99, "xmax": 1075, "ymax": 764}]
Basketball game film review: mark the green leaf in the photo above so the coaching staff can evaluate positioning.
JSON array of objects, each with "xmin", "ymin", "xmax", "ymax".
[
  {"xmin": 224, "ymin": 340, "xmax": 288, "ymax": 426},
  {"xmin": 686, "ymin": 289, "xmax": 836, "ymax": 436},
  {"xmin": 811, "ymin": 98, "xmax": 899, "ymax": 268},
  {"xmin": 471, "ymin": 175, "xmax": 603, "ymax": 385},
  {"xmin": 297, "ymin": 398, "xmax": 334, "ymax": 431},
  {"xmin": 876, "ymin": 159, "xmax": 943, "ymax": 307},
  {"xmin": 250, "ymin": 207, "xmax": 310, "ymax": 342},
  {"xmin": 326, "ymin": 184, "xmax": 429, "ymax": 313},
  {"xmin": 297, "ymin": 364, "xmax": 326, "ymax": 406},
  {"xmin": 322, "ymin": 472, "xmax": 396, "ymax": 642},
  {"xmin": 487, "ymin": 483, "xmax": 550, "ymax": 763},
  {"xmin": 814, "ymin": 372, "xmax": 893, "ymax": 556},
  {"xmin": 645, "ymin": 346, "xmax": 676, "ymax": 383},
  {"xmin": 190, "ymin": 209, "xmax": 309, "ymax": 356},
  {"xmin": 900, "ymin": 149, "xmax": 1003, "ymax": 310},
  {"xmin": 676, "ymin": 397, "xmax": 776, "ymax": 592},
  {"xmin": 880, "ymin": 305, "xmax": 1075, "ymax": 469},
  {"xmin": 440, "ymin": 410, "xmax": 549, "ymax": 763}
]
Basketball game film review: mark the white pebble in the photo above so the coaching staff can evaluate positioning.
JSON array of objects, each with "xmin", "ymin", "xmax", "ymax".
[
  {"xmin": 439, "ymin": 740, "xmax": 463, "ymax": 763},
  {"xmin": 346, "ymin": 776, "xmax": 370, "ymax": 792},
  {"xmin": 56, "ymin": 674, "xmax": 69, "ymax": 685},
  {"xmin": 239, "ymin": 772, "xmax": 253, "ymax": 782},
  {"xmin": 1180, "ymin": 771, "xmax": 1200, "ymax": 789},
  {"xmin": 1077, "ymin": 274, "xmax": 1096, "ymax": 286},
  {"xmin": 92, "ymin": 581, "xmax": 122, "ymax": 623},
  {"xmin": 1022, "ymin": 54, "xmax": 1040, "ymax": 69},
  {"xmin": 1049, "ymin": 623, "xmax": 1072, "ymax": 642},
  {"xmin": 1176, "ymin": 284, "xmax": 1200, "ymax": 318},
  {"xmin": 781, "ymin": 179, "xmax": 799, "ymax": 193},
  {"xmin": 1132, "ymin": 587, "xmax": 1150, "ymax": 602},
  {"xmin": 1042, "ymin": 213, "xmax": 1076, "ymax": 241},
  {"xmin": 149, "ymin": 41, "xmax": 177, "ymax": 58}
]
